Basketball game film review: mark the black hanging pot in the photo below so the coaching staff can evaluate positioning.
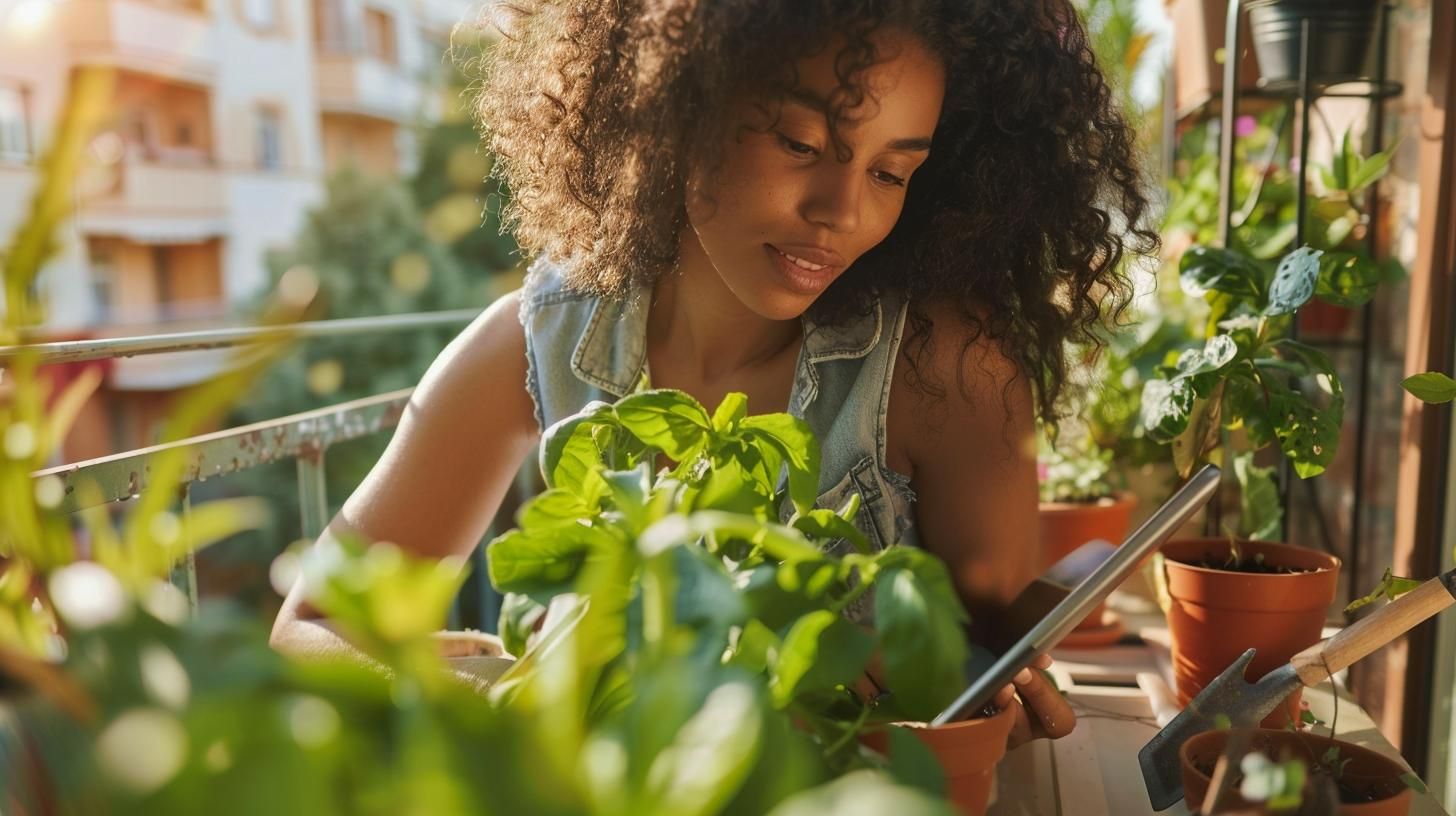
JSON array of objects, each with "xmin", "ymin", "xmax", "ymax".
[{"xmin": 1244, "ymin": 0, "xmax": 1380, "ymax": 87}]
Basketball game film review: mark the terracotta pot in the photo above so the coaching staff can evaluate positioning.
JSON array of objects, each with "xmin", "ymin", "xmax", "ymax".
[
  {"xmin": 862, "ymin": 704, "xmax": 1016, "ymax": 816},
  {"xmin": 1040, "ymin": 492, "xmax": 1137, "ymax": 632},
  {"xmin": 1181, "ymin": 728, "xmax": 1414, "ymax": 815},
  {"xmin": 1162, "ymin": 539, "xmax": 1339, "ymax": 728},
  {"xmin": 1298, "ymin": 300, "xmax": 1356, "ymax": 338}
]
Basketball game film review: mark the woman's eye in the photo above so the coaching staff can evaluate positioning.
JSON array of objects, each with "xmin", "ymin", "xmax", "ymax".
[
  {"xmin": 777, "ymin": 134, "xmax": 818, "ymax": 156},
  {"xmin": 873, "ymin": 170, "xmax": 907, "ymax": 187}
]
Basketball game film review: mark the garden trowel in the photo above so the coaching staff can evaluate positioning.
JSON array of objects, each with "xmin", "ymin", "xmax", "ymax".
[{"xmin": 1139, "ymin": 568, "xmax": 1456, "ymax": 810}]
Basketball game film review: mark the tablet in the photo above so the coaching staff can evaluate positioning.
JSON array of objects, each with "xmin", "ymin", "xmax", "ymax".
[{"xmin": 930, "ymin": 463, "xmax": 1221, "ymax": 725}]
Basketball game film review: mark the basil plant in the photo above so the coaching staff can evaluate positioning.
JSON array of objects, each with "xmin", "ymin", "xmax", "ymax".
[{"xmin": 487, "ymin": 389, "xmax": 974, "ymax": 767}]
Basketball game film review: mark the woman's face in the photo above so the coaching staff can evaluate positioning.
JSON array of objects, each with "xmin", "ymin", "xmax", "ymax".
[{"xmin": 684, "ymin": 30, "xmax": 945, "ymax": 321}]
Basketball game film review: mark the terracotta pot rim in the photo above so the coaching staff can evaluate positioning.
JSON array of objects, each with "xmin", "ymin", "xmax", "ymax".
[
  {"xmin": 1163, "ymin": 538, "xmax": 1342, "ymax": 576},
  {"xmin": 890, "ymin": 702, "xmax": 1017, "ymax": 733},
  {"xmin": 1038, "ymin": 490, "xmax": 1138, "ymax": 513},
  {"xmin": 1181, "ymin": 728, "xmax": 1414, "ymax": 806}
]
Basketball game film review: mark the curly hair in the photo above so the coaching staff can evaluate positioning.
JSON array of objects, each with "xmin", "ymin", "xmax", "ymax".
[{"xmin": 473, "ymin": 0, "xmax": 1158, "ymax": 422}]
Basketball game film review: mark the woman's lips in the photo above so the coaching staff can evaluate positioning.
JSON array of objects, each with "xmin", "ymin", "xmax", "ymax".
[{"xmin": 765, "ymin": 244, "xmax": 839, "ymax": 296}]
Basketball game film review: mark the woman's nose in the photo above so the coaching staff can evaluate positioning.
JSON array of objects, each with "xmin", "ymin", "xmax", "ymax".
[{"xmin": 799, "ymin": 166, "xmax": 862, "ymax": 234}]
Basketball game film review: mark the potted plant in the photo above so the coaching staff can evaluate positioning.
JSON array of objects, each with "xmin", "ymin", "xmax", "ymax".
[
  {"xmin": 1038, "ymin": 433, "xmax": 1137, "ymax": 643},
  {"xmin": 488, "ymin": 389, "xmax": 1012, "ymax": 814},
  {"xmin": 1244, "ymin": 0, "xmax": 1382, "ymax": 89},
  {"xmin": 1142, "ymin": 126, "xmax": 1397, "ymax": 727},
  {"xmin": 1180, "ymin": 728, "xmax": 1418, "ymax": 815}
]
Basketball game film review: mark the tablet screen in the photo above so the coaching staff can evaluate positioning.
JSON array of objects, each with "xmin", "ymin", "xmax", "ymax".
[{"xmin": 931, "ymin": 464, "xmax": 1221, "ymax": 725}]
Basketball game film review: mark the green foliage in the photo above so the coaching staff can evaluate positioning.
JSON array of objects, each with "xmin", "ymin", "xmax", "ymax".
[
  {"xmin": 492, "ymin": 388, "xmax": 976, "ymax": 746},
  {"xmin": 1344, "ymin": 567, "xmax": 1424, "ymax": 615},
  {"xmin": 1038, "ymin": 433, "xmax": 1117, "ymax": 503},
  {"xmin": 1140, "ymin": 242, "xmax": 1361, "ymax": 482},
  {"xmin": 1, "ymin": 47, "xmax": 954, "ymax": 816},
  {"xmin": 1402, "ymin": 372, "xmax": 1456, "ymax": 404}
]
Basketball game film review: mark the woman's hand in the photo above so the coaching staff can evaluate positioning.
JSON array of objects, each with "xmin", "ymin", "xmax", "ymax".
[{"xmin": 992, "ymin": 654, "xmax": 1076, "ymax": 749}]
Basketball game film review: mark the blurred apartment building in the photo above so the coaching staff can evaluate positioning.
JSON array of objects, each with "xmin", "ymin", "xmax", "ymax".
[{"xmin": 0, "ymin": 0, "xmax": 476, "ymax": 461}]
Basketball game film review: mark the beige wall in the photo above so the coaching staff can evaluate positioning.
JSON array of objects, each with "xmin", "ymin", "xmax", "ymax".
[{"xmin": 320, "ymin": 111, "xmax": 397, "ymax": 176}]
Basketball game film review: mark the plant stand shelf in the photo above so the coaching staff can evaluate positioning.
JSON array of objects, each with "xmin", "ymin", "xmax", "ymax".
[{"xmin": 990, "ymin": 621, "xmax": 1448, "ymax": 815}]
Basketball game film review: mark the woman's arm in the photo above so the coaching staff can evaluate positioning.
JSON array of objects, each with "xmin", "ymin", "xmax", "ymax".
[
  {"xmin": 270, "ymin": 289, "xmax": 541, "ymax": 661},
  {"xmin": 889, "ymin": 304, "xmax": 1072, "ymax": 745}
]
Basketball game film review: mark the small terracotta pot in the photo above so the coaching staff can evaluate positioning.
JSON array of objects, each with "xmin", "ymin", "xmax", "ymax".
[
  {"xmin": 1181, "ymin": 728, "xmax": 1414, "ymax": 815},
  {"xmin": 1163, "ymin": 539, "xmax": 1340, "ymax": 728},
  {"xmin": 862, "ymin": 704, "xmax": 1016, "ymax": 815},
  {"xmin": 1040, "ymin": 492, "xmax": 1137, "ymax": 632}
]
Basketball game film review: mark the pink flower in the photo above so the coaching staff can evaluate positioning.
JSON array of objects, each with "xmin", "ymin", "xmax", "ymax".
[
  {"xmin": 1235, "ymin": 115, "xmax": 1258, "ymax": 138},
  {"xmin": 1037, "ymin": 461, "xmax": 1050, "ymax": 482}
]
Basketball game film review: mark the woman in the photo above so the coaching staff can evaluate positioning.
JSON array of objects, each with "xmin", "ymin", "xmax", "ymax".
[{"xmin": 272, "ymin": 0, "xmax": 1157, "ymax": 750}]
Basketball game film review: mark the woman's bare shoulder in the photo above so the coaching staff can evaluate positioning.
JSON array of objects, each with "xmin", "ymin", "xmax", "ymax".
[{"xmin": 888, "ymin": 299, "xmax": 1033, "ymax": 469}]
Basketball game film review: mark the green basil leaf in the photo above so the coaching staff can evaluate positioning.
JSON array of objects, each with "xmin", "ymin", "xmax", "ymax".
[
  {"xmin": 791, "ymin": 508, "xmax": 870, "ymax": 554},
  {"xmin": 486, "ymin": 523, "xmax": 616, "ymax": 592},
  {"xmin": 874, "ymin": 554, "xmax": 971, "ymax": 722},
  {"xmin": 641, "ymin": 681, "xmax": 764, "ymax": 816},
  {"xmin": 770, "ymin": 610, "xmax": 873, "ymax": 708},
  {"xmin": 711, "ymin": 392, "xmax": 748, "ymax": 432},
  {"xmin": 740, "ymin": 414, "xmax": 822, "ymax": 516},
  {"xmin": 615, "ymin": 389, "xmax": 713, "ymax": 461},
  {"xmin": 728, "ymin": 618, "xmax": 781, "ymax": 674},
  {"xmin": 540, "ymin": 401, "xmax": 618, "ymax": 493},
  {"xmin": 498, "ymin": 591, "xmax": 546, "ymax": 657},
  {"xmin": 738, "ymin": 561, "xmax": 843, "ymax": 632}
]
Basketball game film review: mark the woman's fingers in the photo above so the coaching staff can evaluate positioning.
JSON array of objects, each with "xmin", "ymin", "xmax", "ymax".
[
  {"xmin": 1005, "ymin": 700, "xmax": 1035, "ymax": 750},
  {"xmin": 1012, "ymin": 664, "xmax": 1076, "ymax": 739}
]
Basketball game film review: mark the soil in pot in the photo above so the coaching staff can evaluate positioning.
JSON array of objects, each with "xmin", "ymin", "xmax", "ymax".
[
  {"xmin": 1040, "ymin": 492, "xmax": 1136, "ymax": 634},
  {"xmin": 862, "ymin": 703, "xmax": 1016, "ymax": 816},
  {"xmin": 1162, "ymin": 539, "xmax": 1339, "ymax": 729},
  {"xmin": 1181, "ymin": 728, "xmax": 1415, "ymax": 815}
]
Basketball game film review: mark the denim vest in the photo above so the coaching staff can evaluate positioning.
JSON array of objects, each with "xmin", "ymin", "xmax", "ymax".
[{"xmin": 518, "ymin": 257, "xmax": 921, "ymax": 564}]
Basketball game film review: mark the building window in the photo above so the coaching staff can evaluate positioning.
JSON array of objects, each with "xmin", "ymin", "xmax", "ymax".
[
  {"xmin": 313, "ymin": 0, "xmax": 350, "ymax": 52},
  {"xmin": 363, "ymin": 8, "xmax": 397, "ymax": 64},
  {"xmin": 241, "ymin": 0, "xmax": 277, "ymax": 31},
  {"xmin": 0, "ymin": 82, "xmax": 32, "ymax": 162},
  {"xmin": 87, "ymin": 238, "xmax": 117, "ymax": 322},
  {"xmin": 255, "ymin": 107, "xmax": 283, "ymax": 170}
]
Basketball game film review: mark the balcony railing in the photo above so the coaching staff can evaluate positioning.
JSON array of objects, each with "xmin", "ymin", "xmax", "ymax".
[
  {"xmin": 64, "ymin": 0, "xmax": 219, "ymax": 84},
  {"xmin": 7, "ymin": 309, "xmax": 508, "ymax": 626}
]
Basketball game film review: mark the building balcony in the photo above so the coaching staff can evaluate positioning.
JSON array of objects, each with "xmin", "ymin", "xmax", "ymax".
[
  {"xmin": 77, "ymin": 151, "xmax": 227, "ymax": 241},
  {"xmin": 314, "ymin": 52, "xmax": 420, "ymax": 122},
  {"xmin": 63, "ymin": 0, "xmax": 219, "ymax": 85}
]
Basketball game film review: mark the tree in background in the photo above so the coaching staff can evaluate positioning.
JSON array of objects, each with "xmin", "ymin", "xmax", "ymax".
[{"xmin": 203, "ymin": 162, "xmax": 512, "ymax": 609}]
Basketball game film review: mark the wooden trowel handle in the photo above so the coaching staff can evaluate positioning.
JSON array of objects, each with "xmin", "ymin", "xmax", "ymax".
[{"xmin": 1292, "ymin": 571, "xmax": 1456, "ymax": 686}]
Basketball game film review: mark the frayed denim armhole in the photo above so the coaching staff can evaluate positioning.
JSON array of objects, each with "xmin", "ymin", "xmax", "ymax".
[{"xmin": 517, "ymin": 257, "xmax": 561, "ymax": 434}]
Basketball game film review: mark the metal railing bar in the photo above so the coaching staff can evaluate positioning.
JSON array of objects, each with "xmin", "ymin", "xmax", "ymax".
[
  {"xmin": 34, "ymin": 388, "xmax": 414, "ymax": 512},
  {"xmin": 0, "ymin": 309, "xmax": 480, "ymax": 365}
]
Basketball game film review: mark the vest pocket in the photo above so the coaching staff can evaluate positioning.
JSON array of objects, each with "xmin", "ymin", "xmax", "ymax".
[{"xmin": 811, "ymin": 456, "xmax": 888, "ymax": 554}]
